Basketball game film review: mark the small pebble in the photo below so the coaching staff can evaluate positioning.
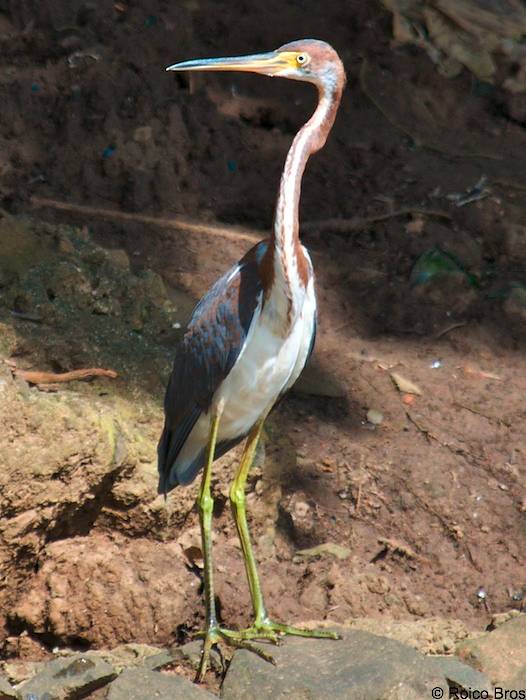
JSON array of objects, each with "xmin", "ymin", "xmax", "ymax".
[
  {"xmin": 293, "ymin": 501, "xmax": 310, "ymax": 518},
  {"xmin": 430, "ymin": 359, "xmax": 442, "ymax": 369},
  {"xmin": 366, "ymin": 408, "xmax": 383, "ymax": 426}
]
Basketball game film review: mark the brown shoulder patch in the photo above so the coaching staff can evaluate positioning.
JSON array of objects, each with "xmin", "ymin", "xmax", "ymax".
[
  {"xmin": 295, "ymin": 239, "xmax": 310, "ymax": 288},
  {"xmin": 259, "ymin": 243, "xmax": 275, "ymax": 297}
]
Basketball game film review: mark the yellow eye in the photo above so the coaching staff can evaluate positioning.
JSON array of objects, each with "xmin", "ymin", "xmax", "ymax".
[{"xmin": 296, "ymin": 53, "xmax": 308, "ymax": 66}]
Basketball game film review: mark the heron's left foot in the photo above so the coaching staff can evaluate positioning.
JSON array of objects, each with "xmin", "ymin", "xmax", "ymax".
[{"xmin": 195, "ymin": 625, "xmax": 278, "ymax": 681}]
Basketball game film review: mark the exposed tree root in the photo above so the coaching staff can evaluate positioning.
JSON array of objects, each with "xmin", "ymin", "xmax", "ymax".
[{"xmin": 14, "ymin": 367, "xmax": 118, "ymax": 384}]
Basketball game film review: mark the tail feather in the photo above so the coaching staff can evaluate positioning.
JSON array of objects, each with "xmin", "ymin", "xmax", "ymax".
[
  {"xmin": 157, "ymin": 429, "xmax": 247, "ymax": 495},
  {"xmin": 157, "ymin": 406, "xmax": 201, "ymax": 495}
]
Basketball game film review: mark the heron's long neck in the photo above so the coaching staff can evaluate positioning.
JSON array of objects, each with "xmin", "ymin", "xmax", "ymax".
[{"xmin": 269, "ymin": 83, "xmax": 341, "ymax": 300}]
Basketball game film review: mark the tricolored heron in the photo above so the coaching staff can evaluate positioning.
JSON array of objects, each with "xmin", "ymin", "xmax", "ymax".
[{"xmin": 159, "ymin": 39, "xmax": 346, "ymax": 680}]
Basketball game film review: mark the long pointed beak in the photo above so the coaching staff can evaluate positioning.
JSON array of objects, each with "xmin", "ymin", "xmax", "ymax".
[{"xmin": 166, "ymin": 50, "xmax": 290, "ymax": 76}]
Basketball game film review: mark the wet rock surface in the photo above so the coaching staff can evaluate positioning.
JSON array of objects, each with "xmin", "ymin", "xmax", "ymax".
[
  {"xmin": 106, "ymin": 668, "xmax": 216, "ymax": 700},
  {"xmin": 18, "ymin": 654, "xmax": 116, "ymax": 700},
  {"xmin": 221, "ymin": 630, "xmax": 449, "ymax": 700}
]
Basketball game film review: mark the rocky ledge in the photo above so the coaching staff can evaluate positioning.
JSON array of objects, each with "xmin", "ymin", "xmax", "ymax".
[{"xmin": 1, "ymin": 613, "xmax": 524, "ymax": 699}]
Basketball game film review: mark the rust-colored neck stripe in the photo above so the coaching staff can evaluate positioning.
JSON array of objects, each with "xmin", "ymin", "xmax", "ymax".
[{"xmin": 261, "ymin": 75, "xmax": 344, "ymax": 297}]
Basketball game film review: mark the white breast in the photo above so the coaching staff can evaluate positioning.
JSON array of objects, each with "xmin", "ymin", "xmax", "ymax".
[
  {"xmin": 174, "ymin": 255, "xmax": 316, "ymax": 471},
  {"xmin": 216, "ymin": 273, "xmax": 316, "ymax": 438}
]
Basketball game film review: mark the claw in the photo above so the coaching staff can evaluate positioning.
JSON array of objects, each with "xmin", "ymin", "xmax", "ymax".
[{"xmin": 195, "ymin": 625, "xmax": 276, "ymax": 681}]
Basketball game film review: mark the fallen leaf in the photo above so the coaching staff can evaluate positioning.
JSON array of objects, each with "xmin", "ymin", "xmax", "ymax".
[
  {"xmin": 390, "ymin": 371, "xmax": 422, "ymax": 396},
  {"xmin": 295, "ymin": 543, "xmax": 351, "ymax": 561},
  {"xmin": 462, "ymin": 365, "xmax": 502, "ymax": 381}
]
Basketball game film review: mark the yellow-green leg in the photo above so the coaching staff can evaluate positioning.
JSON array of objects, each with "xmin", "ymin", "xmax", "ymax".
[
  {"xmin": 195, "ymin": 408, "xmax": 277, "ymax": 682},
  {"xmin": 229, "ymin": 418, "xmax": 341, "ymax": 643}
]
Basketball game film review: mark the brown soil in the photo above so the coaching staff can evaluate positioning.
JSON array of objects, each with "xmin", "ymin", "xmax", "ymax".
[{"xmin": 1, "ymin": 0, "xmax": 525, "ymax": 688}]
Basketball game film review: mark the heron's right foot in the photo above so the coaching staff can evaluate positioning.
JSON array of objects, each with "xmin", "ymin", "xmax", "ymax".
[
  {"xmin": 250, "ymin": 618, "xmax": 341, "ymax": 640},
  {"xmin": 195, "ymin": 625, "xmax": 278, "ymax": 681}
]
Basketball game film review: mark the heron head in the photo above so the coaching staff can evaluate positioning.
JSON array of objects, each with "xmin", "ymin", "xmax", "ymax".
[{"xmin": 166, "ymin": 39, "xmax": 345, "ymax": 92}]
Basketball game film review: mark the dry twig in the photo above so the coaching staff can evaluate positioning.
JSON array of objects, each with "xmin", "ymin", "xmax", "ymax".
[
  {"xmin": 405, "ymin": 411, "xmax": 437, "ymax": 442},
  {"xmin": 15, "ymin": 367, "xmax": 118, "ymax": 384},
  {"xmin": 31, "ymin": 196, "xmax": 263, "ymax": 244},
  {"xmin": 31, "ymin": 196, "xmax": 451, "ymax": 243},
  {"xmin": 302, "ymin": 207, "xmax": 452, "ymax": 234}
]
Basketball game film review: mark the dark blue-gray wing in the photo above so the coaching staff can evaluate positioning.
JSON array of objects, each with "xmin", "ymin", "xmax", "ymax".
[
  {"xmin": 306, "ymin": 314, "xmax": 316, "ymax": 368},
  {"xmin": 157, "ymin": 240, "xmax": 268, "ymax": 494}
]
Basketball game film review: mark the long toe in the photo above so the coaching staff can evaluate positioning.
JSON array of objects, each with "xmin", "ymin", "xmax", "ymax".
[{"xmin": 254, "ymin": 619, "xmax": 341, "ymax": 640}]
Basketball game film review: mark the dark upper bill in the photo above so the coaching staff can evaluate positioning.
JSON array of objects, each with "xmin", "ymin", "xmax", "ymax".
[{"xmin": 166, "ymin": 50, "xmax": 298, "ymax": 76}]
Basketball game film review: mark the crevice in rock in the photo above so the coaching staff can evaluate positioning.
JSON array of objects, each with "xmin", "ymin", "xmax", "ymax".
[
  {"xmin": 44, "ymin": 466, "xmax": 125, "ymax": 543},
  {"xmin": 5, "ymin": 616, "xmax": 91, "ymax": 654},
  {"xmin": 276, "ymin": 503, "xmax": 296, "ymax": 543},
  {"xmin": 173, "ymin": 622, "xmax": 192, "ymax": 646}
]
